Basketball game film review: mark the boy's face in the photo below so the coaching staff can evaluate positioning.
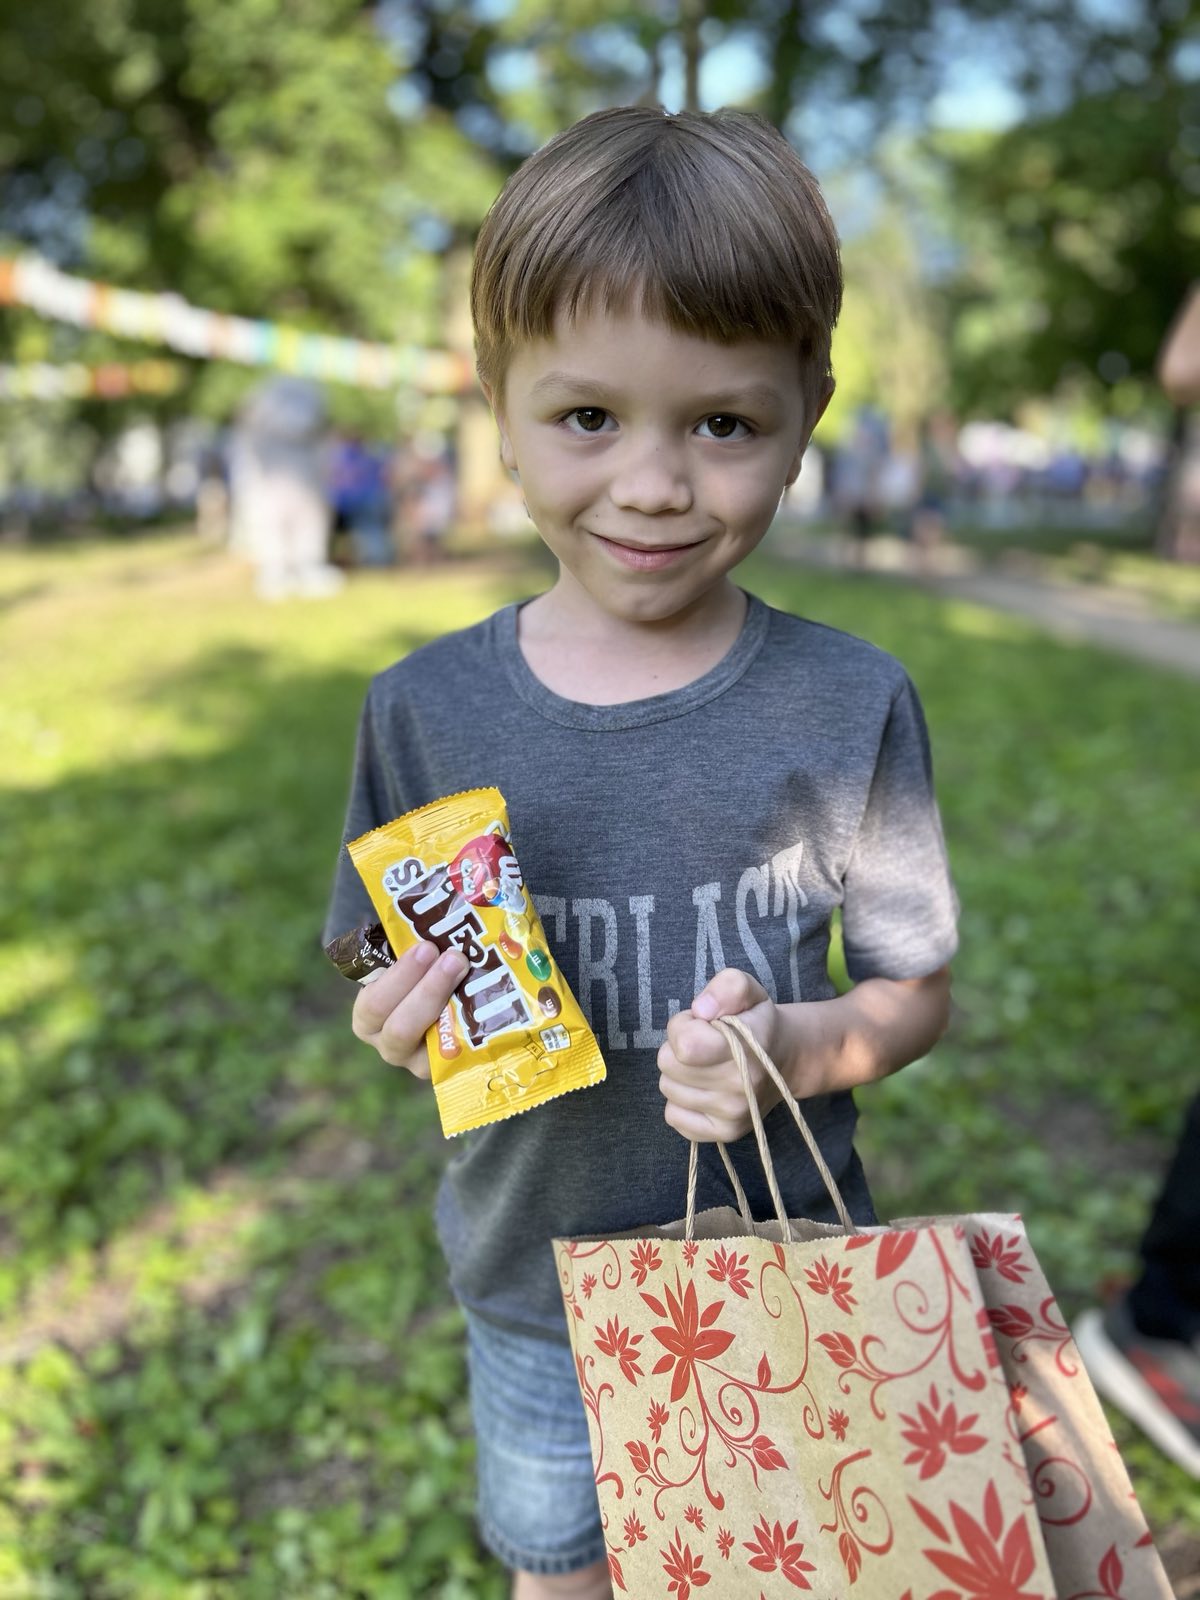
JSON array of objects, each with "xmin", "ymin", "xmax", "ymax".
[{"xmin": 485, "ymin": 307, "xmax": 826, "ymax": 628}]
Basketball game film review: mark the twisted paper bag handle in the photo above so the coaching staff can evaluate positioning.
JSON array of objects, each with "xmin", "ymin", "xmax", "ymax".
[{"xmin": 683, "ymin": 1013, "xmax": 859, "ymax": 1243}]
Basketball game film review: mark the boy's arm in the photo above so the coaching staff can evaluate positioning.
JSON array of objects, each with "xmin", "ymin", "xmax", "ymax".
[
  {"xmin": 658, "ymin": 965, "xmax": 951, "ymax": 1145},
  {"xmin": 770, "ymin": 965, "xmax": 952, "ymax": 1100}
]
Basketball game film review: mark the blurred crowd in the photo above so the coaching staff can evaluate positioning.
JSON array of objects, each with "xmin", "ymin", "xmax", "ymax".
[
  {"xmin": 214, "ymin": 375, "xmax": 457, "ymax": 599},
  {"xmin": 788, "ymin": 404, "xmax": 1170, "ymax": 566},
  {"xmin": 0, "ymin": 375, "xmax": 459, "ymax": 599}
]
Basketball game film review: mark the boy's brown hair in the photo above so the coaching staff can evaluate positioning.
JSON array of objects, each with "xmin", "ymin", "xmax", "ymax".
[{"xmin": 471, "ymin": 105, "xmax": 843, "ymax": 424}]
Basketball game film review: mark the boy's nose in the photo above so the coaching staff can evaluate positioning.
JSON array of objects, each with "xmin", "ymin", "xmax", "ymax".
[{"xmin": 608, "ymin": 440, "xmax": 693, "ymax": 516}]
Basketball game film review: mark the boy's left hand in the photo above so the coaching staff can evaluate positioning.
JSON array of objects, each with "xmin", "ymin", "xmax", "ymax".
[{"xmin": 657, "ymin": 969, "xmax": 783, "ymax": 1143}]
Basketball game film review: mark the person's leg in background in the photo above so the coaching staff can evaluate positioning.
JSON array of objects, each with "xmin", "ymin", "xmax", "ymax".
[{"xmin": 1076, "ymin": 1094, "xmax": 1200, "ymax": 1476}]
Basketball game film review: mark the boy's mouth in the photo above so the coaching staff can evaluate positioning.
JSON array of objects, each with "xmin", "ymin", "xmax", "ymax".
[{"xmin": 592, "ymin": 533, "xmax": 700, "ymax": 571}]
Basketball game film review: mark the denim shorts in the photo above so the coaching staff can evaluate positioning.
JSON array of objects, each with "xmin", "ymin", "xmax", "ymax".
[{"xmin": 463, "ymin": 1309, "xmax": 606, "ymax": 1576}]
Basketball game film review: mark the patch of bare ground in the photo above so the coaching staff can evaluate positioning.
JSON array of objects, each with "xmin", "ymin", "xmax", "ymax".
[
  {"xmin": 1158, "ymin": 1522, "xmax": 1200, "ymax": 1596},
  {"xmin": 995, "ymin": 1089, "xmax": 1168, "ymax": 1177},
  {"xmin": 0, "ymin": 1118, "xmax": 405, "ymax": 1364}
]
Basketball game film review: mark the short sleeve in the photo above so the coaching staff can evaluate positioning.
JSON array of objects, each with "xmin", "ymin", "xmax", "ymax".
[
  {"xmin": 322, "ymin": 684, "xmax": 392, "ymax": 947},
  {"xmin": 840, "ymin": 674, "xmax": 959, "ymax": 982}
]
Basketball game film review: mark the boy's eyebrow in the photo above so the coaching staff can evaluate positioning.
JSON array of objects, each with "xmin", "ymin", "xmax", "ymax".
[{"xmin": 527, "ymin": 372, "xmax": 789, "ymax": 414}]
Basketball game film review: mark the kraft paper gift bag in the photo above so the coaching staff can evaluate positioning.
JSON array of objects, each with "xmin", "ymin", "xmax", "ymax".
[{"xmin": 553, "ymin": 1016, "xmax": 1172, "ymax": 1599}]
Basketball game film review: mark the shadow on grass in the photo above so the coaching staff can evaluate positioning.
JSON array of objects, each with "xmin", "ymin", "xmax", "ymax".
[{"xmin": 2, "ymin": 635, "xmax": 447, "ymax": 1285}]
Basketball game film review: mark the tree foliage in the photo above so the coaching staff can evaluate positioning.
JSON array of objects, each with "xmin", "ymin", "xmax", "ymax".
[{"xmin": 933, "ymin": 9, "xmax": 1199, "ymax": 413}]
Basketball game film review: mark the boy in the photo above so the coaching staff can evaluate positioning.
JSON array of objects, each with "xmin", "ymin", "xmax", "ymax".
[{"xmin": 325, "ymin": 106, "xmax": 957, "ymax": 1600}]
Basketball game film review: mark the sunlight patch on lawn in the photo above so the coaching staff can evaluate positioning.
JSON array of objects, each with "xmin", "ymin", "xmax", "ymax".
[
  {"xmin": 1, "ymin": 544, "xmax": 540, "ymax": 786},
  {"xmin": 941, "ymin": 600, "xmax": 1038, "ymax": 643},
  {"xmin": 0, "ymin": 1170, "xmax": 268, "ymax": 1364},
  {"xmin": 0, "ymin": 940, "xmax": 74, "ymax": 1020}
]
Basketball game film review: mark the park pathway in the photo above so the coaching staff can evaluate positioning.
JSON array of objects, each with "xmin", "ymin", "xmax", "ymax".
[{"xmin": 773, "ymin": 526, "xmax": 1200, "ymax": 681}]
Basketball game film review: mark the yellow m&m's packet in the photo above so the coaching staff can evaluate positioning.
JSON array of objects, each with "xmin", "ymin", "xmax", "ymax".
[{"xmin": 346, "ymin": 787, "xmax": 606, "ymax": 1136}]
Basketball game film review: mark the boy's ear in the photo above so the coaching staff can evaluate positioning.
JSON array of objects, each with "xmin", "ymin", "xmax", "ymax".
[
  {"xmin": 479, "ymin": 378, "xmax": 518, "ymax": 474},
  {"xmin": 785, "ymin": 378, "xmax": 835, "ymax": 487}
]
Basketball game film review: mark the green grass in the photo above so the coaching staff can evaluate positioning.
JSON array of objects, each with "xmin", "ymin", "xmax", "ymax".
[{"xmin": 1, "ymin": 529, "xmax": 1197, "ymax": 1596}]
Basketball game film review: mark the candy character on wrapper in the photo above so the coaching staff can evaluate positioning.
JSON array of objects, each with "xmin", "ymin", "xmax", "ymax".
[{"xmin": 322, "ymin": 106, "xmax": 969, "ymax": 1600}]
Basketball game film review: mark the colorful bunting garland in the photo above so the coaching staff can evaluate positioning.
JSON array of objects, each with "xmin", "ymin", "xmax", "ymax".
[
  {"xmin": 0, "ymin": 359, "xmax": 183, "ymax": 402},
  {"xmin": 0, "ymin": 255, "xmax": 473, "ymax": 393}
]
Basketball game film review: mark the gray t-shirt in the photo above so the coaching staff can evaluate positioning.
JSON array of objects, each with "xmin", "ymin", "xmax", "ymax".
[{"xmin": 324, "ymin": 592, "xmax": 958, "ymax": 1341}]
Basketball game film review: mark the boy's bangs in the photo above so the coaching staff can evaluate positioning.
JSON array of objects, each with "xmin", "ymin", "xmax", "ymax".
[{"xmin": 527, "ymin": 183, "xmax": 827, "ymax": 361}]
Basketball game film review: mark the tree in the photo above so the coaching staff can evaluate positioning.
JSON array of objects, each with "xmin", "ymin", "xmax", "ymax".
[
  {"xmin": 0, "ymin": 0, "xmax": 502, "ymax": 429},
  {"xmin": 936, "ymin": 79, "xmax": 1199, "ymax": 416}
]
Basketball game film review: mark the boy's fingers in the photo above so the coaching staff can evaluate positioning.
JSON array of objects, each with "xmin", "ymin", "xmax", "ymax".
[
  {"xmin": 660, "ymin": 1022, "xmax": 729, "ymax": 1076},
  {"xmin": 659, "ymin": 1071, "xmax": 751, "ymax": 1131},
  {"xmin": 374, "ymin": 949, "xmax": 470, "ymax": 1064},
  {"xmin": 662, "ymin": 1098, "xmax": 740, "ymax": 1144},
  {"xmin": 690, "ymin": 968, "xmax": 768, "ymax": 1022},
  {"xmin": 354, "ymin": 945, "xmax": 471, "ymax": 1070},
  {"xmin": 351, "ymin": 941, "xmax": 439, "ymax": 1039}
]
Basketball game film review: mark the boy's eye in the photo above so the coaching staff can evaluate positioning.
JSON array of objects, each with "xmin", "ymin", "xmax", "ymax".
[
  {"xmin": 567, "ymin": 407, "xmax": 610, "ymax": 433},
  {"xmin": 698, "ymin": 414, "xmax": 750, "ymax": 440}
]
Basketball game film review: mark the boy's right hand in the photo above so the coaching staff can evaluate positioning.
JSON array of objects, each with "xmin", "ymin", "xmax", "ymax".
[{"xmin": 351, "ymin": 941, "xmax": 470, "ymax": 1078}]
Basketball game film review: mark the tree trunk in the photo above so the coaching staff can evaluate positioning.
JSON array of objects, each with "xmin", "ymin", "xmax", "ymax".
[
  {"xmin": 763, "ymin": 0, "xmax": 806, "ymax": 131},
  {"xmin": 680, "ymin": 0, "xmax": 702, "ymax": 112}
]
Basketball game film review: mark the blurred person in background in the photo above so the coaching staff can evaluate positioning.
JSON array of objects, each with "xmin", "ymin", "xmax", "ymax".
[
  {"xmin": 330, "ymin": 433, "xmax": 394, "ymax": 567},
  {"xmin": 195, "ymin": 440, "xmax": 230, "ymax": 544},
  {"xmin": 1073, "ymin": 285, "xmax": 1200, "ymax": 1477},
  {"xmin": 910, "ymin": 411, "xmax": 960, "ymax": 571},
  {"xmin": 230, "ymin": 376, "xmax": 343, "ymax": 599},
  {"xmin": 399, "ymin": 433, "xmax": 456, "ymax": 563},
  {"xmin": 1154, "ymin": 282, "xmax": 1200, "ymax": 563},
  {"xmin": 832, "ymin": 404, "xmax": 888, "ymax": 564}
]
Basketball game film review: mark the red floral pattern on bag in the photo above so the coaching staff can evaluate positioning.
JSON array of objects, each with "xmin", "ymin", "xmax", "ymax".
[
  {"xmin": 661, "ymin": 1529, "xmax": 710, "ymax": 1598},
  {"xmin": 900, "ymin": 1384, "xmax": 987, "ymax": 1479},
  {"xmin": 595, "ymin": 1316, "xmax": 644, "ymax": 1385},
  {"xmin": 1065, "ymin": 1543, "xmax": 1134, "ymax": 1599},
  {"xmin": 814, "ymin": 1232, "xmax": 991, "ymax": 1419},
  {"xmin": 647, "ymin": 1276, "xmax": 736, "ymax": 1404},
  {"xmin": 573, "ymin": 1351, "xmax": 622, "ymax": 1501},
  {"xmin": 1002, "ymin": 1396, "xmax": 1094, "ymax": 1529},
  {"xmin": 987, "ymin": 1295, "xmax": 1077, "ymax": 1378},
  {"xmin": 707, "ymin": 1244, "xmax": 752, "ymax": 1298},
  {"xmin": 559, "ymin": 1239, "xmax": 623, "ymax": 1323},
  {"xmin": 743, "ymin": 1517, "xmax": 816, "ymax": 1588},
  {"xmin": 622, "ymin": 1511, "xmax": 646, "ymax": 1548},
  {"xmin": 553, "ymin": 1216, "xmax": 1170, "ymax": 1598},
  {"xmin": 970, "ymin": 1229, "xmax": 1031, "ymax": 1285},
  {"xmin": 629, "ymin": 1240, "xmax": 662, "ymax": 1287},
  {"xmin": 805, "ymin": 1254, "xmax": 857, "ymax": 1313},
  {"xmin": 912, "ymin": 1480, "xmax": 1044, "ymax": 1599},
  {"xmin": 624, "ymin": 1264, "xmax": 809, "ymax": 1515},
  {"xmin": 846, "ymin": 1227, "xmax": 918, "ymax": 1278},
  {"xmin": 819, "ymin": 1449, "xmax": 895, "ymax": 1582},
  {"xmin": 647, "ymin": 1399, "xmax": 670, "ymax": 1442}
]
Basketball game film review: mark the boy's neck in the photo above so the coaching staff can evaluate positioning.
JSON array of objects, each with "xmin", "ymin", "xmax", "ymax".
[{"xmin": 516, "ymin": 576, "xmax": 748, "ymax": 705}]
